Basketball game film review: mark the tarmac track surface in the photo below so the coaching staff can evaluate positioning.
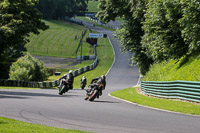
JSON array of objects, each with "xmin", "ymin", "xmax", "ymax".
[{"xmin": 0, "ymin": 21, "xmax": 200, "ymax": 133}]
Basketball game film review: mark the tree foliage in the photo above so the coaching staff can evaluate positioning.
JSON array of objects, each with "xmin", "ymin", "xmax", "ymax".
[
  {"xmin": 179, "ymin": 0, "xmax": 200, "ymax": 53},
  {"xmin": 97, "ymin": 0, "xmax": 200, "ymax": 75},
  {"xmin": 142, "ymin": 0, "xmax": 186, "ymax": 61},
  {"xmin": 9, "ymin": 53, "xmax": 49, "ymax": 81},
  {"xmin": 97, "ymin": 0, "xmax": 153, "ymax": 75},
  {"xmin": 0, "ymin": 0, "xmax": 48, "ymax": 78},
  {"xmin": 37, "ymin": 0, "xmax": 88, "ymax": 19}
]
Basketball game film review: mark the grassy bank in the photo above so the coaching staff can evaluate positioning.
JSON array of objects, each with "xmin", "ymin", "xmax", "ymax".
[
  {"xmin": 26, "ymin": 20, "xmax": 92, "ymax": 58},
  {"xmin": 111, "ymin": 87, "xmax": 200, "ymax": 115},
  {"xmin": 87, "ymin": 1, "xmax": 99, "ymax": 12},
  {"xmin": 0, "ymin": 117, "xmax": 90, "ymax": 133},
  {"xmin": 73, "ymin": 37, "xmax": 114, "ymax": 89},
  {"xmin": 45, "ymin": 36, "xmax": 114, "ymax": 88},
  {"xmin": 142, "ymin": 53, "xmax": 200, "ymax": 81}
]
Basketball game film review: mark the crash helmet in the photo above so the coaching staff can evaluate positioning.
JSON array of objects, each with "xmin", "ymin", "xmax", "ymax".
[
  {"xmin": 101, "ymin": 75, "xmax": 106, "ymax": 80},
  {"xmin": 69, "ymin": 70, "xmax": 73, "ymax": 73}
]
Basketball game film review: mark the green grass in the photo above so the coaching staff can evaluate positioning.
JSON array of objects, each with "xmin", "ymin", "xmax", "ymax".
[
  {"xmin": 48, "ymin": 68, "xmax": 72, "ymax": 81},
  {"xmin": 115, "ymin": 17, "xmax": 125, "ymax": 23},
  {"xmin": 74, "ymin": 60, "xmax": 94, "ymax": 68},
  {"xmin": 47, "ymin": 60, "xmax": 94, "ymax": 82},
  {"xmin": 0, "ymin": 117, "xmax": 91, "ymax": 133},
  {"xmin": 73, "ymin": 37, "xmax": 114, "ymax": 89},
  {"xmin": 76, "ymin": 16, "xmax": 94, "ymax": 23},
  {"xmin": 47, "ymin": 36, "xmax": 114, "ymax": 88},
  {"xmin": 87, "ymin": 1, "xmax": 100, "ymax": 12},
  {"xmin": 143, "ymin": 53, "xmax": 200, "ymax": 81},
  {"xmin": 26, "ymin": 20, "xmax": 93, "ymax": 58},
  {"xmin": 111, "ymin": 87, "xmax": 200, "ymax": 115}
]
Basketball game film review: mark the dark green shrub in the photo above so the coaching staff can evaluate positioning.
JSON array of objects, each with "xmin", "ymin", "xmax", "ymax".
[{"xmin": 9, "ymin": 53, "xmax": 49, "ymax": 81}]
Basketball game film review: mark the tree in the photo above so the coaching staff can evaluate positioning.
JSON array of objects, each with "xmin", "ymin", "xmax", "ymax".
[
  {"xmin": 115, "ymin": 18, "xmax": 154, "ymax": 75},
  {"xmin": 179, "ymin": 0, "xmax": 200, "ymax": 53},
  {"xmin": 142, "ymin": 0, "xmax": 187, "ymax": 62},
  {"xmin": 97, "ymin": 0, "xmax": 153, "ymax": 75},
  {"xmin": 9, "ymin": 53, "xmax": 49, "ymax": 81},
  {"xmin": 142, "ymin": 0, "xmax": 200, "ymax": 62},
  {"xmin": 97, "ymin": 0, "xmax": 200, "ymax": 75},
  {"xmin": 37, "ymin": 0, "xmax": 55, "ymax": 20},
  {"xmin": 0, "ymin": 0, "xmax": 48, "ymax": 79},
  {"xmin": 37, "ymin": 0, "xmax": 88, "ymax": 20}
]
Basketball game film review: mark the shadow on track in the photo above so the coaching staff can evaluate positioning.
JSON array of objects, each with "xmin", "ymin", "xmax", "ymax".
[
  {"xmin": 0, "ymin": 90, "xmax": 78, "ymax": 99},
  {"xmin": 93, "ymin": 100, "xmax": 120, "ymax": 103}
]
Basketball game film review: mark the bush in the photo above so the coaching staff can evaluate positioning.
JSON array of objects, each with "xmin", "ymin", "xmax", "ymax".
[{"xmin": 9, "ymin": 53, "xmax": 49, "ymax": 81}]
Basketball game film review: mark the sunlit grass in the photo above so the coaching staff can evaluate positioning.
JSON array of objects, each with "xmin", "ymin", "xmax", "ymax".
[
  {"xmin": 46, "ymin": 37, "xmax": 114, "ymax": 88},
  {"xmin": 111, "ymin": 87, "xmax": 200, "ymax": 115},
  {"xmin": 143, "ymin": 53, "xmax": 200, "ymax": 81},
  {"xmin": 87, "ymin": 1, "xmax": 99, "ymax": 12},
  {"xmin": 0, "ymin": 117, "xmax": 91, "ymax": 133},
  {"xmin": 73, "ymin": 37, "xmax": 114, "ymax": 89},
  {"xmin": 26, "ymin": 20, "xmax": 92, "ymax": 58}
]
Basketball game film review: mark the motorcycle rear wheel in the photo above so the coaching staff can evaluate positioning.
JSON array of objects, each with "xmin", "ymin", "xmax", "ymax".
[
  {"xmin": 81, "ymin": 84, "xmax": 85, "ymax": 89},
  {"xmin": 89, "ymin": 90, "xmax": 98, "ymax": 101}
]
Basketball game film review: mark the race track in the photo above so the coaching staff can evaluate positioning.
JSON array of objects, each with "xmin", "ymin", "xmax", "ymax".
[{"xmin": 0, "ymin": 21, "xmax": 200, "ymax": 133}]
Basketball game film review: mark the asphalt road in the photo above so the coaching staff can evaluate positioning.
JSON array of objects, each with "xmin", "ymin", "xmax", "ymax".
[{"xmin": 0, "ymin": 21, "xmax": 200, "ymax": 133}]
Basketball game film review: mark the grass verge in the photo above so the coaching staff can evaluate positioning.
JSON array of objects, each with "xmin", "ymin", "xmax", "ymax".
[
  {"xmin": 73, "ymin": 37, "xmax": 114, "ymax": 89},
  {"xmin": 46, "ymin": 36, "xmax": 114, "ymax": 88},
  {"xmin": 143, "ymin": 52, "xmax": 200, "ymax": 81},
  {"xmin": 26, "ymin": 20, "xmax": 92, "ymax": 58},
  {"xmin": 0, "ymin": 117, "xmax": 91, "ymax": 133},
  {"xmin": 111, "ymin": 87, "xmax": 200, "ymax": 115},
  {"xmin": 87, "ymin": 1, "xmax": 99, "ymax": 12}
]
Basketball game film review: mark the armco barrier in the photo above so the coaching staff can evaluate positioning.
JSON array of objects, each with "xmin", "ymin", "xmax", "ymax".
[
  {"xmin": 141, "ymin": 80, "xmax": 200, "ymax": 103},
  {"xmin": 0, "ymin": 57, "xmax": 98, "ymax": 88},
  {"xmin": 0, "ymin": 28, "xmax": 99, "ymax": 88}
]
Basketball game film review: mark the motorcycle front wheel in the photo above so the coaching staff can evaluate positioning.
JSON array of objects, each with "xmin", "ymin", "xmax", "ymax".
[{"xmin": 59, "ymin": 85, "xmax": 65, "ymax": 95}]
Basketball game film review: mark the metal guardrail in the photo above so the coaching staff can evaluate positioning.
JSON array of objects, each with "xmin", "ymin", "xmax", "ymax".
[
  {"xmin": 141, "ymin": 81, "xmax": 200, "ymax": 103},
  {"xmin": 0, "ymin": 57, "xmax": 98, "ymax": 88},
  {"xmin": 0, "ymin": 27, "xmax": 99, "ymax": 88}
]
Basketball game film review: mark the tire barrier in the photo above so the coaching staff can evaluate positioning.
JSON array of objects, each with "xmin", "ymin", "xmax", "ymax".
[{"xmin": 141, "ymin": 80, "xmax": 200, "ymax": 103}]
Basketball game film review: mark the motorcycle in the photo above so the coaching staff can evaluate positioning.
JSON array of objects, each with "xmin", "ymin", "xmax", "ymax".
[
  {"xmin": 58, "ymin": 80, "xmax": 70, "ymax": 95},
  {"xmin": 84, "ymin": 83, "xmax": 104, "ymax": 101},
  {"xmin": 80, "ymin": 81, "xmax": 86, "ymax": 89}
]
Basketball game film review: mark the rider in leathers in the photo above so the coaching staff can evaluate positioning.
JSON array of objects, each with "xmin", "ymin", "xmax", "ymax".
[
  {"xmin": 89, "ymin": 75, "xmax": 106, "ymax": 96},
  {"xmin": 58, "ymin": 70, "xmax": 74, "ymax": 90},
  {"xmin": 80, "ymin": 76, "xmax": 87, "ymax": 88}
]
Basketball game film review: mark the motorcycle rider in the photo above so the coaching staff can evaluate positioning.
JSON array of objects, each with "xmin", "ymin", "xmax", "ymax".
[
  {"xmin": 58, "ymin": 70, "xmax": 74, "ymax": 90},
  {"xmin": 80, "ymin": 76, "xmax": 87, "ymax": 89},
  {"xmin": 88, "ymin": 75, "xmax": 106, "ymax": 96}
]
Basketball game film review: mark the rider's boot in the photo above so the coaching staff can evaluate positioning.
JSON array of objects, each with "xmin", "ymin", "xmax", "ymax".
[{"xmin": 84, "ymin": 96, "xmax": 89, "ymax": 100}]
